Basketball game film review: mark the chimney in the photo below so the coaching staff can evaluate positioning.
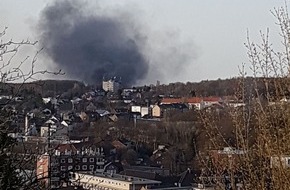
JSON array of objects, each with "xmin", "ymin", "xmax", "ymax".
[{"xmin": 24, "ymin": 114, "xmax": 29, "ymax": 136}]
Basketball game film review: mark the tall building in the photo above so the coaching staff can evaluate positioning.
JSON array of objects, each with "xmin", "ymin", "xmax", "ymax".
[{"xmin": 102, "ymin": 77, "xmax": 121, "ymax": 93}]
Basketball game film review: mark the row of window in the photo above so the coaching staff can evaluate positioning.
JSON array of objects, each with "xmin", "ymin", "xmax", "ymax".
[
  {"xmin": 60, "ymin": 165, "xmax": 104, "ymax": 171},
  {"xmin": 58, "ymin": 157, "xmax": 104, "ymax": 164},
  {"xmin": 83, "ymin": 176, "xmax": 127, "ymax": 187}
]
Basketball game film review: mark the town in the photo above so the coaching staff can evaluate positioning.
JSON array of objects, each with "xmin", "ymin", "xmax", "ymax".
[
  {"xmin": 2, "ymin": 1, "xmax": 290, "ymax": 189},
  {"xmin": 2, "ymin": 76, "xmax": 289, "ymax": 190}
]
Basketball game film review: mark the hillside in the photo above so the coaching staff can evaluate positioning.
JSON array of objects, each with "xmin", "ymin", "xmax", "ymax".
[
  {"xmin": 154, "ymin": 77, "xmax": 290, "ymax": 99},
  {"xmin": 0, "ymin": 80, "xmax": 87, "ymax": 97},
  {"xmin": 0, "ymin": 77, "xmax": 288, "ymax": 100}
]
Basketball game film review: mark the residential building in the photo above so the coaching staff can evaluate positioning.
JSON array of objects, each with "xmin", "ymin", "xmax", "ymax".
[
  {"xmin": 160, "ymin": 98, "xmax": 183, "ymax": 105},
  {"xmin": 102, "ymin": 78, "xmax": 121, "ymax": 93},
  {"xmin": 202, "ymin": 97, "xmax": 222, "ymax": 108},
  {"xmin": 186, "ymin": 97, "xmax": 203, "ymax": 110},
  {"xmin": 70, "ymin": 172, "xmax": 162, "ymax": 190},
  {"xmin": 36, "ymin": 153, "xmax": 50, "ymax": 186},
  {"xmin": 270, "ymin": 155, "xmax": 290, "ymax": 168},
  {"xmin": 151, "ymin": 105, "xmax": 161, "ymax": 118},
  {"xmin": 209, "ymin": 147, "xmax": 246, "ymax": 171},
  {"xmin": 160, "ymin": 97, "xmax": 221, "ymax": 110},
  {"xmin": 36, "ymin": 143, "xmax": 106, "ymax": 188}
]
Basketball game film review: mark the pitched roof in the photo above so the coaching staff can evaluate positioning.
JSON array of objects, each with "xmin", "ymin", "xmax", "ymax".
[
  {"xmin": 186, "ymin": 97, "xmax": 203, "ymax": 104},
  {"xmin": 112, "ymin": 140, "xmax": 127, "ymax": 149},
  {"xmin": 203, "ymin": 97, "xmax": 221, "ymax": 102},
  {"xmin": 55, "ymin": 143, "xmax": 78, "ymax": 154},
  {"xmin": 178, "ymin": 169, "xmax": 201, "ymax": 186},
  {"xmin": 160, "ymin": 98, "xmax": 183, "ymax": 104}
]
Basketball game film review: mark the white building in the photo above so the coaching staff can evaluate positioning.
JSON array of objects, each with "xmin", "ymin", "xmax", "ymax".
[
  {"xmin": 102, "ymin": 78, "xmax": 121, "ymax": 93},
  {"xmin": 131, "ymin": 106, "xmax": 151, "ymax": 117},
  {"xmin": 70, "ymin": 172, "xmax": 161, "ymax": 190},
  {"xmin": 270, "ymin": 155, "xmax": 290, "ymax": 168}
]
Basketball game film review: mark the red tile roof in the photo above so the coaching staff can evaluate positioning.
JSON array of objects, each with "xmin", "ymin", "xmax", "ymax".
[
  {"xmin": 161, "ymin": 98, "xmax": 183, "ymax": 104},
  {"xmin": 203, "ymin": 97, "xmax": 221, "ymax": 102},
  {"xmin": 161, "ymin": 97, "xmax": 221, "ymax": 104},
  {"xmin": 186, "ymin": 97, "xmax": 203, "ymax": 104}
]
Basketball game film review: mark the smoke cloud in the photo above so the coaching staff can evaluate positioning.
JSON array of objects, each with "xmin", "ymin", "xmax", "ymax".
[
  {"xmin": 38, "ymin": 0, "xmax": 148, "ymax": 86},
  {"xmin": 38, "ymin": 0, "xmax": 198, "ymax": 86}
]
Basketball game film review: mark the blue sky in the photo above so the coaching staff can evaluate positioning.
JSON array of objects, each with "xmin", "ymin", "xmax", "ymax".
[{"xmin": 0, "ymin": 0, "xmax": 286, "ymax": 84}]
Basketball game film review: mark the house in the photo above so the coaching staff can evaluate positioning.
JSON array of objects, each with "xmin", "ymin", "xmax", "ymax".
[
  {"xmin": 158, "ymin": 103, "xmax": 188, "ymax": 118},
  {"xmin": 209, "ymin": 147, "xmax": 246, "ymax": 172},
  {"xmin": 86, "ymin": 102, "xmax": 97, "ymax": 112},
  {"xmin": 160, "ymin": 97, "xmax": 221, "ymax": 110},
  {"xmin": 270, "ymin": 155, "xmax": 290, "ymax": 168},
  {"xmin": 152, "ymin": 105, "xmax": 161, "ymax": 117},
  {"xmin": 40, "ymin": 116, "xmax": 69, "ymax": 141},
  {"xmin": 131, "ymin": 106, "xmax": 151, "ymax": 118},
  {"xmin": 150, "ymin": 145, "xmax": 176, "ymax": 171},
  {"xmin": 177, "ymin": 168, "xmax": 201, "ymax": 187},
  {"xmin": 202, "ymin": 97, "xmax": 222, "ymax": 108},
  {"xmin": 79, "ymin": 111, "xmax": 100, "ymax": 123},
  {"xmin": 103, "ymin": 161, "xmax": 124, "ymax": 174},
  {"xmin": 96, "ymin": 109, "xmax": 110, "ymax": 117},
  {"xmin": 186, "ymin": 97, "xmax": 203, "ymax": 110},
  {"xmin": 112, "ymin": 140, "xmax": 127, "ymax": 150},
  {"xmin": 131, "ymin": 106, "xmax": 141, "ymax": 113},
  {"xmin": 141, "ymin": 107, "xmax": 151, "ymax": 117},
  {"xmin": 160, "ymin": 98, "xmax": 183, "ymax": 105}
]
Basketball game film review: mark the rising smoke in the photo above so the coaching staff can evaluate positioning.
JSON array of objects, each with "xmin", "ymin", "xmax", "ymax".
[
  {"xmin": 38, "ymin": 0, "xmax": 148, "ymax": 86},
  {"xmin": 38, "ymin": 0, "xmax": 197, "ymax": 86}
]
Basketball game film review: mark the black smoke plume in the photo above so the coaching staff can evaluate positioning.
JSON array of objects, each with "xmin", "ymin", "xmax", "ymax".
[{"xmin": 38, "ymin": 1, "xmax": 148, "ymax": 86}]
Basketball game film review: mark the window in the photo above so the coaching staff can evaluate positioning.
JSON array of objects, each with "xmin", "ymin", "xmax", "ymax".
[
  {"xmin": 75, "ymin": 165, "xmax": 80, "ymax": 170},
  {"xmin": 60, "ymin": 166, "xmax": 66, "ymax": 171},
  {"xmin": 89, "ymin": 165, "xmax": 94, "ymax": 170},
  {"xmin": 89, "ymin": 158, "xmax": 94, "ymax": 162},
  {"xmin": 68, "ymin": 158, "xmax": 73, "ymax": 163},
  {"xmin": 82, "ymin": 158, "xmax": 87, "ymax": 163},
  {"xmin": 82, "ymin": 165, "xmax": 87, "ymax": 170},
  {"xmin": 60, "ymin": 159, "xmax": 66, "ymax": 163},
  {"xmin": 68, "ymin": 165, "xmax": 73, "ymax": 170}
]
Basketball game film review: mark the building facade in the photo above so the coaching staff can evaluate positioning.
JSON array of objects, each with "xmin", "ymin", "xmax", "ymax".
[
  {"xmin": 36, "ymin": 143, "xmax": 106, "ymax": 188},
  {"xmin": 70, "ymin": 172, "xmax": 161, "ymax": 190},
  {"xmin": 102, "ymin": 78, "xmax": 121, "ymax": 93}
]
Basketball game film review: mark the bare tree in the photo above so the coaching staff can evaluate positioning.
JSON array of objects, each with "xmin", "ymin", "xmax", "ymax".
[
  {"xmin": 0, "ymin": 27, "xmax": 62, "ymax": 189},
  {"xmin": 198, "ymin": 5, "xmax": 290, "ymax": 190}
]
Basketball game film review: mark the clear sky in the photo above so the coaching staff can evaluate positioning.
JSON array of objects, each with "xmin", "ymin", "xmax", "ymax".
[{"xmin": 0, "ymin": 0, "xmax": 287, "ymax": 85}]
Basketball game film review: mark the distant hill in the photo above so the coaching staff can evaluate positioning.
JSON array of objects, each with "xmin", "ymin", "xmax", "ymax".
[
  {"xmin": 153, "ymin": 77, "xmax": 290, "ymax": 99},
  {"xmin": 0, "ymin": 80, "xmax": 87, "ymax": 97},
  {"xmin": 0, "ymin": 77, "xmax": 288, "ymax": 100}
]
